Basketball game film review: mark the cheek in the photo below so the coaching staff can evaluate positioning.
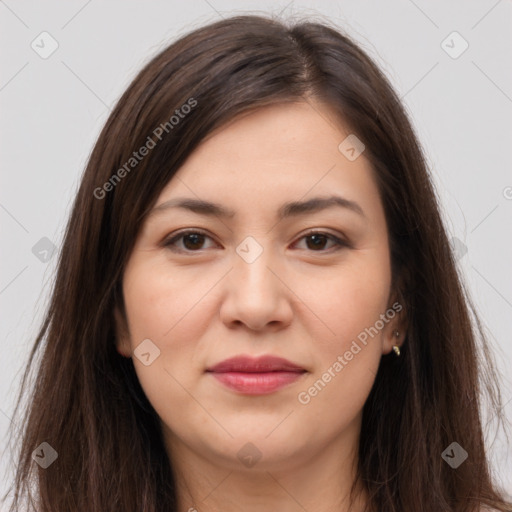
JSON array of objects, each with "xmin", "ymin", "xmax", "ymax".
[
  {"xmin": 293, "ymin": 252, "xmax": 391, "ymax": 417},
  {"xmin": 123, "ymin": 258, "xmax": 215, "ymax": 344},
  {"xmin": 122, "ymin": 257, "xmax": 225, "ymax": 394},
  {"xmin": 296, "ymin": 249, "xmax": 391, "ymax": 351},
  {"xmin": 122, "ymin": 259, "xmax": 217, "ymax": 433}
]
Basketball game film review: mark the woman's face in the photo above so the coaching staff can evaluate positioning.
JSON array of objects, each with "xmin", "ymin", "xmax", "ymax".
[{"xmin": 116, "ymin": 100, "xmax": 403, "ymax": 473}]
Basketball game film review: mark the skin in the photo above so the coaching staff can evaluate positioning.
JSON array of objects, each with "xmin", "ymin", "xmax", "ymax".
[{"xmin": 115, "ymin": 99, "xmax": 407, "ymax": 512}]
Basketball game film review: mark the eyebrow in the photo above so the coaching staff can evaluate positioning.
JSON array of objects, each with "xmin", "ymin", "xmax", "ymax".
[{"xmin": 148, "ymin": 195, "xmax": 366, "ymax": 221}]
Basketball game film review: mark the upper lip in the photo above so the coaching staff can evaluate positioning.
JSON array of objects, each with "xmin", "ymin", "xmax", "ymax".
[{"xmin": 206, "ymin": 355, "xmax": 306, "ymax": 373}]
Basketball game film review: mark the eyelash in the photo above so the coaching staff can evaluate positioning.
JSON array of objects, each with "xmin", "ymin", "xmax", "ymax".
[{"xmin": 162, "ymin": 229, "xmax": 351, "ymax": 254}]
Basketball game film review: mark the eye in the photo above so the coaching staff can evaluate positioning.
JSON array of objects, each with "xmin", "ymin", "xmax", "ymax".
[
  {"xmin": 293, "ymin": 230, "xmax": 350, "ymax": 252},
  {"xmin": 163, "ymin": 229, "xmax": 350, "ymax": 254},
  {"xmin": 163, "ymin": 230, "xmax": 217, "ymax": 253}
]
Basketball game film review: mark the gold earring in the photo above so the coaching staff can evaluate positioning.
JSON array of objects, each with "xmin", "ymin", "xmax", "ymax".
[{"xmin": 392, "ymin": 330, "xmax": 401, "ymax": 356}]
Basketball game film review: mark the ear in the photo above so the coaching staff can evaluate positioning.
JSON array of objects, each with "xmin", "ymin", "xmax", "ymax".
[
  {"xmin": 114, "ymin": 305, "xmax": 132, "ymax": 358},
  {"xmin": 381, "ymin": 291, "xmax": 408, "ymax": 356}
]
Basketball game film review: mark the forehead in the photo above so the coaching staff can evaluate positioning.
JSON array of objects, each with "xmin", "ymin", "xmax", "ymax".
[
  {"xmin": 180, "ymin": 100, "xmax": 353, "ymax": 178},
  {"xmin": 153, "ymin": 101, "xmax": 383, "ymax": 224}
]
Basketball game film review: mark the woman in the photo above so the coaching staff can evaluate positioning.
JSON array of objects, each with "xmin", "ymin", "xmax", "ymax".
[{"xmin": 5, "ymin": 13, "xmax": 512, "ymax": 512}]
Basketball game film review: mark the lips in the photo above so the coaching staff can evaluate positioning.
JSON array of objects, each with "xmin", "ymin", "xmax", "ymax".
[
  {"xmin": 207, "ymin": 355, "xmax": 306, "ymax": 373},
  {"xmin": 206, "ymin": 355, "xmax": 307, "ymax": 395}
]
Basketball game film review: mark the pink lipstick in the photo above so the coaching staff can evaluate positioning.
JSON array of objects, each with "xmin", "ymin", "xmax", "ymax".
[{"xmin": 206, "ymin": 355, "xmax": 307, "ymax": 395}]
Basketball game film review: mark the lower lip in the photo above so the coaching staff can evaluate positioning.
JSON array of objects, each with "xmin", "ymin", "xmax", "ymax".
[{"xmin": 208, "ymin": 371, "xmax": 305, "ymax": 394}]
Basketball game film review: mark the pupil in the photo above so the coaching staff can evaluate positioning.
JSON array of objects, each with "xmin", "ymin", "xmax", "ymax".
[
  {"xmin": 308, "ymin": 234, "xmax": 326, "ymax": 250},
  {"xmin": 184, "ymin": 233, "xmax": 203, "ymax": 250}
]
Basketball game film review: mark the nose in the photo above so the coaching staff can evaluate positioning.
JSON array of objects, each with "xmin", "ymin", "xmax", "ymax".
[{"xmin": 218, "ymin": 243, "xmax": 293, "ymax": 332}]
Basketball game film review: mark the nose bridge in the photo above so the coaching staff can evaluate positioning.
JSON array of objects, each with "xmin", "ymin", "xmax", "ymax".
[
  {"xmin": 233, "ymin": 234, "xmax": 278, "ymax": 297},
  {"xmin": 220, "ymin": 234, "xmax": 292, "ymax": 330}
]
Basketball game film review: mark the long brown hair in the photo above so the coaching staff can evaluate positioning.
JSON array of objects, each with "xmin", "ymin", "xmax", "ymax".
[{"xmin": 5, "ymin": 13, "xmax": 511, "ymax": 512}]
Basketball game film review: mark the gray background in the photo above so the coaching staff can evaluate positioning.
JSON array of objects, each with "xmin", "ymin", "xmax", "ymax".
[{"xmin": 1, "ymin": 0, "xmax": 511, "ymax": 505}]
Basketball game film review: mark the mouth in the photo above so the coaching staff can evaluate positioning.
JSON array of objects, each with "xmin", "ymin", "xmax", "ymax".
[{"xmin": 205, "ymin": 355, "xmax": 307, "ymax": 395}]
